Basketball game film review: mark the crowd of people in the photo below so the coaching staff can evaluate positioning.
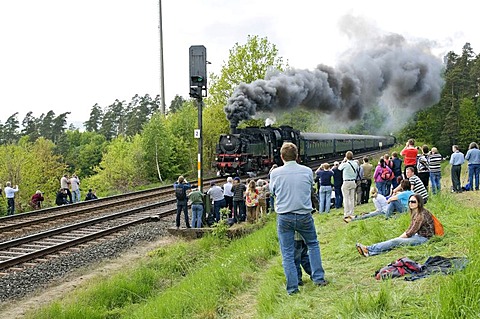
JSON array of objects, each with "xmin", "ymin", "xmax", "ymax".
[
  {"xmin": 1, "ymin": 173, "xmax": 98, "ymax": 215},
  {"xmin": 173, "ymin": 174, "xmax": 271, "ymax": 230}
]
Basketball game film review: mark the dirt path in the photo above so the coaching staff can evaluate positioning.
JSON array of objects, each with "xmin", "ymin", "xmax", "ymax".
[{"xmin": 0, "ymin": 237, "xmax": 175, "ymax": 319}]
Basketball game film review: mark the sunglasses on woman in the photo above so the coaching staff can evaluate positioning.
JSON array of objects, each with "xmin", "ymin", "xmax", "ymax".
[{"xmin": 408, "ymin": 200, "xmax": 417, "ymax": 204}]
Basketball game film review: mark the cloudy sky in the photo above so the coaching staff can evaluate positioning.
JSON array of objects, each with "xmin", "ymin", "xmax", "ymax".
[{"xmin": 0, "ymin": 0, "xmax": 477, "ymax": 126}]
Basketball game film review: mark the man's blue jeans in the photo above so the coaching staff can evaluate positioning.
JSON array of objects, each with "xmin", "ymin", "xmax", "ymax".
[
  {"xmin": 176, "ymin": 200, "xmax": 190, "ymax": 228},
  {"xmin": 334, "ymin": 186, "xmax": 342, "ymax": 208},
  {"xmin": 318, "ymin": 186, "xmax": 332, "ymax": 213},
  {"xmin": 213, "ymin": 198, "xmax": 226, "ymax": 222},
  {"xmin": 430, "ymin": 172, "xmax": 441, "ymax": 194},
  {"xmin": 384, "ymin": 200, "xmax": 406, "ymax": 219},
  {"xmin": 191, "ymin": 204, "xmax": 203, "ymax": 228},
  {"xmin": 367, "ymin": 234, "xmax": 428, "ymax": 256},
  {"xmin": 468, "ymin": 164, "xmax": 480, "ymax": 190},
  {"xmin": 277, "ymin": 213, "xmax": 325, "ymax": 294}
]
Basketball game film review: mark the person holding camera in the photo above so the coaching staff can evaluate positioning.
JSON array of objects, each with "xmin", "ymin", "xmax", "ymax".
[
  {"xmin": 30, "ymin": 190, "xmax": 45, "ymax": 210},
  {"xmin": 5, "ymin": 182, "xmax": 19, "ymax": 215},
  {"xmin": 173, "ymin": 175, "xmax": 192, "ymax": 229}
]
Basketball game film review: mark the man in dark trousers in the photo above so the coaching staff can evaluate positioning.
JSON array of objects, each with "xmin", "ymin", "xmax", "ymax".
[
  {"xmin": 269, "ymin": 142, "xmax": 328, "ymax": 295},
  {"xmin": 173, "ymin": 175, "xmax": 191, "ymax": 229}
]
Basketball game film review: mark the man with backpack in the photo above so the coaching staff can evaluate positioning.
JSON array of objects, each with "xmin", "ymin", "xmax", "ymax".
[{"xmin": 174, "ymin": 175, "xmax": 192, "ymax": 229}]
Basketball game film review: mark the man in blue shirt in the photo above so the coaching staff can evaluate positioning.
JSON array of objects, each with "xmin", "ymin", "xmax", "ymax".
[
  {"xmin": 449, "ymin": 145, "xmax": 465, "ymax": 193},
  {"xmin": 465, "ymin": 142, "xmax": 480, "ymax": 191},
  {"xmin": 269, "ymin": 142, "xmax": 327, "ymax": 295}
]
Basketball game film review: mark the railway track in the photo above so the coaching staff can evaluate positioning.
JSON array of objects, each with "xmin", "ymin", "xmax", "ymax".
[{"xmin": 0, "ymin": 149, "xmax": 386, "ymax": 275}]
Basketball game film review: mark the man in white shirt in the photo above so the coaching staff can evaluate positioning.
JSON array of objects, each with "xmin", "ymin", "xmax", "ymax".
[{"xmin": 4, "ymin": 181, "xmax": 19, "ymax": 215}]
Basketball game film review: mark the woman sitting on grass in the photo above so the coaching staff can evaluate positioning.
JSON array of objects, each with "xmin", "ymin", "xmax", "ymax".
[
  {"xmin": 349, "ymin": 187, "xmax": 388, "ymax": 222},
  {"xmin": 356, "ymin": 193, "xmax": 435, "ymax": 257}
]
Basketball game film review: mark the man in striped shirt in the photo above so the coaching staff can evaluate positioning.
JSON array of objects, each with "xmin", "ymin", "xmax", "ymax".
[
  {"xmin": 429, "ymin": 147, "xmax": 442, "ymax": 194},
  {"xmin": 406, "ymin": 167, "xmax": 428, "ymax": 204}
]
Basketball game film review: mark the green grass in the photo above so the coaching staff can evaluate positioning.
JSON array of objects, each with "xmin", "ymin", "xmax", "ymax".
[{"xmin": 25, "ymin": 188, "xmax": 480, "ymax": 318}]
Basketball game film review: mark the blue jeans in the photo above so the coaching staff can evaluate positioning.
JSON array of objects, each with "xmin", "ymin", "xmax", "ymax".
[
  {"xmin": 384, "ymin": 200, "xmax": 406, "ymax": 219},
  {"xmin": 367, "ymin": 234, "xmax": 428, "ymax": 256},
  {"xmin": 176, "ymin": 200, "xmax": 190, "ymax": 228},
  {"xmin": 233, "ymin": 200, "xmax": 246, "ymax": 222},
  {"xmin": 468, "ymin": 164, "xmax": 480, "ymax": 190},
  {"xmin": 72, "ymin": 189, "xmax": 81, "ymax": 203},
  {"xmin": 277, "ymin": 213, "xmax": 325, "ymax": 294},
  {"xmin": 375, "ymin": 181, "xmax": 387, "ymax": 197},
  {"xmin": 213, "ymin": 198, "xmax": 226, "ymax": 222},
  {"xmin": 191, "ymin": 204, "xmax": 203, "ymax": 228},
  {"xmin": 318, "ymin": 186, "xmax": 332, "ymax": 213},
  {"xmin": 7, "ymin": 198, "xmax": 15, "ymax": 215},
  {"xmin": 334, "ymin": 186, "xmax": 343, "ymax": 208},
  {"xmin": 353, "ymin": 210, "xmax": 385, "ymax": 221},
  {"xmin": 430, "ymin": 171, "xmax": 441, "ymax": 194}
]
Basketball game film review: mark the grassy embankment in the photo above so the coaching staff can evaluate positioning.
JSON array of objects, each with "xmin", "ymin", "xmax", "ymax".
[{"xmin": 26, "ymin": 165, "xmax": 480, "ymax": 318}]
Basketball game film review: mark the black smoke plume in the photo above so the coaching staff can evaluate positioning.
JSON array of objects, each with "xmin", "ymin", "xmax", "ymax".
[{"xmin": 224, "ymin": 16, "xmax": 444, "ymax": 128}]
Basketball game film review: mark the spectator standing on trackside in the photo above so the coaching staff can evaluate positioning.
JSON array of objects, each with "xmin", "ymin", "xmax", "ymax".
[
  {"xmin": 256, "ymin": 179, "xmax": 268, "ymax": 218},
  {"xmin": 465, "ymin": 142, "xmax": 480, "ymax": 191},
  {"xmin": 315, "ymin": 163, "xmax": 334, "ymax": 213},
  {"xmin": 85, "ymin": 189, "xmax": 98, "ymax": 200},
  {"xmin": 173, "ymin": 176, "xmax": 192, "ymax": 229},
  {"xmin": 373, "ymin": 158, "xmax": 391, "ymax": 197},
  {"xmin": 360, "ymin": 157, "xmax": 373, "ymax": 204},
  {"xmin": 449, "ymin": 145, "xmax": 465, "ymax": 193},
  {"xmin": 383, "ymin": 154, "xmax": 394, "ymax": 197},
  {"xmin": 188, "ymin": 188, "xmax": 204, "ymax": 228},
  {"xmin": 391, "ymin": 152, "xmax": 403, "ymax": 190},
  {"xmin": 245, "ymin": 180, "xmax": 259, "ymax": 223},
  {"xmin": 60, "ymin": 174, "xmax": 73, "ymax": 204},
  {"xmin": 70, "ymin": 174, "xmax": 81, "ymax": 203},
  {"xmin": 269, "ymin": 142, "xmax": 327, "ymax": 295},
  {"xmin": 207, "ymin": 181, "xmax": 226, "ymax": 222},
  {"xmin": 5, "ymin": 182, "xmax": 19, "ymax": 216},
  {"xmin": 401, "ymin": 139, "xmax": 418, "ymax": 176},
  {"xmin": 332, "ymin": 161, "xmax": 343, "ymax": 209},
  {"xmin": 223, "ymin": 177, "xmax": 234, "ymax": 216},
  {"xmin": 232, "ymin": 177, "xmax": 247, "ymax": 222},
  {"xmin": 338, "ymin": 151, "xmax": 359, "ymax": 222},
  {"xmin": 428, "ymin": 147, "xmax": 443, "ymax": 194},
  {"xmin": 417, "ymin": 145, "xmax": 430, "ymax": 190},
  {"xmin": 30, "ymin": 190, "xmax": 45, "ymax": 210}
]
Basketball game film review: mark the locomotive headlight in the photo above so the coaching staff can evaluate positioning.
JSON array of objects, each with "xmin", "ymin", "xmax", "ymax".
[{"xmin": 235, "ymin": 157, "xmax": 239, "ymax": 161}]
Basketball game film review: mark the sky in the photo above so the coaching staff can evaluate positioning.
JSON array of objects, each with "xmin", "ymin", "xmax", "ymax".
[{"xmin": 0, "ymin": 0, "xmax": 478, "ymax": 127}]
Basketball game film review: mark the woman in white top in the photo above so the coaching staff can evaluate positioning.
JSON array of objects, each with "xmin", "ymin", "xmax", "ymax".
[{"xmin": 349, "ymin": 187, "xmax": 388, "ymax": 222}]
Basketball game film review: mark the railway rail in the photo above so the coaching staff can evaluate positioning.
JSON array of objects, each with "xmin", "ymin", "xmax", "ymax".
[{"xmin": 0, "ymin": 148, "xmax": 388, "ymax": 274}]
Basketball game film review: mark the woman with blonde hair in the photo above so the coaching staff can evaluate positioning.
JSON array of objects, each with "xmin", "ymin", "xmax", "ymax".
[
  {"xmin": 349, "ymin": 187, "xmax": 388, "ymax": 222},
  {"xmin": 245, "ymin": 180, "xmax": 259, "ymax": 223}
]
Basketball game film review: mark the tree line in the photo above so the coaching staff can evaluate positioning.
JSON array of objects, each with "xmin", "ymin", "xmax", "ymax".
[{"xmin": 1, "ymin": 36, "xmax": 479, "ymax": 213}]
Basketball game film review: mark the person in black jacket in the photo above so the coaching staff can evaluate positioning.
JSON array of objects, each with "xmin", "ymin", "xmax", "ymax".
[
  {"xmin": 85, "ymin": 189, "xmax": 98, "ymax": 201},
  {"xmin": 55, "ymin": 188, "xmax": 68, "ymax": 206}
]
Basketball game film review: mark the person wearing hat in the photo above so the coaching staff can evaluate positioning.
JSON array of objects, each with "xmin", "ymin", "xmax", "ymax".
[
  {"xmin": 207, "ymin": 181, "xmax": 226, "ymax": 222},
  {"xmin": 30, "ymin": 190, "xmax": 45, "ymax": 210}
]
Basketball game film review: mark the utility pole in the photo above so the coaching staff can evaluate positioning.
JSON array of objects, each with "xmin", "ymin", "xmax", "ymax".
[
  {"xmin": 189, "ymin": 45, "xmax": 207, "ymax": 192},
  {"xmin": 158, "ymin": 0, "xmax": 166, "ymax": 114}
]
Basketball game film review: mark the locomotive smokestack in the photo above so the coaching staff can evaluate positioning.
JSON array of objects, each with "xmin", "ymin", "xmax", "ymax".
[{"xmin": 230, "ymin": 123, "xmax": 237, "ymax": 134}]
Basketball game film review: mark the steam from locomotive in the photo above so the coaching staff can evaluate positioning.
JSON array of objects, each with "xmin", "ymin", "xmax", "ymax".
[{"xmin": 224, "ymin": 16, "xmax": 444, "ymax": 129}]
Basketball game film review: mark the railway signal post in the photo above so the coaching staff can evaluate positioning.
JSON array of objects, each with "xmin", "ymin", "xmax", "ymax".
[{"xmin": 189, "ymin": 45, "xmax": 208, "ymax": 192}]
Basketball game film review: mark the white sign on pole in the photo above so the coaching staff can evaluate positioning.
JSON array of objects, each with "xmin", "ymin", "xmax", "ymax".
[{"xmin": 194, "ymin": 129, "xmax": 200, "ymax": 138}]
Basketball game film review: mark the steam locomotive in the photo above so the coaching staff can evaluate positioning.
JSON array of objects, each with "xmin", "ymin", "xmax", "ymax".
[{"xmin": 214, "ymin": 125, "xmax": 395, "ymax": 176}]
